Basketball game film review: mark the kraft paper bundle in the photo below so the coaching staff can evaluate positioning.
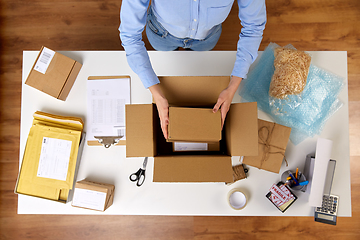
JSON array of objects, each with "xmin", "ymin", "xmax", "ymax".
[{"xmin": 243, "ymin": 119, "xmax": 291, "ymax": 173}]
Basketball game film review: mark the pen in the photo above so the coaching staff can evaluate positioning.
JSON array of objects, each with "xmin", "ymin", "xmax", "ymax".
[
  {"xmin": 298, "ymin": 172, "xmax": 302, "ymax": 180},
  {"xmin": 289, "ymin": 172, "xmax": 299, "ymax": 185},
  {"xmin": 295, "ymin": 168, "xmax": 299, "ymax": 179},
  {"xmin": 299, "ymin": 181, "xmax": 309, "ymax": 186}
]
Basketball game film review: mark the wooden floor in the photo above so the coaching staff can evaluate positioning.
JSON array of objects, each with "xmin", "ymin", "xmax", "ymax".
[{"xmin": 1, "ymin": 0, "xmax": 359, "ymax": 239}]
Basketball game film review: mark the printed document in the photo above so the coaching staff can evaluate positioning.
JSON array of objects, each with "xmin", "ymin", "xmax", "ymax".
[
  {"xmin": 87, "ymin": 78, "xmax": 130, "ymax": 142},
  {"xmin": 174, "ymin": 142, "xmax": 208, "ymax": 151},
  {"xmin": 72, "ymin": 188, "xmax": 107, "ymax": 211},
  {"xmin": 37, "ymin": 137, "xmax": 72, "ymax": 181}
]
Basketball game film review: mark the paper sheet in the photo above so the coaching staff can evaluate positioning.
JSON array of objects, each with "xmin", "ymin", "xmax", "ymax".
[
  {"xmin": 174, "ymin": 142, "xmax": 208, "ymax": 151},
  {"xmin": 72, "ymin": 188, "xmax": 107, "ymax": 211},
  {"xmin": 37, "ymin": 137, "xmax": 72, "ymax": 181},
  {"xmin": 34, "ymin": 47, "xmax": 55, "ymax": 74},
  {"xmin": 87, "ymin": 78, "xmax": 130, "ymax": 141},
  {"xmin": 308, "ymin": 138, "xmax": 332, "ymax": 206}
]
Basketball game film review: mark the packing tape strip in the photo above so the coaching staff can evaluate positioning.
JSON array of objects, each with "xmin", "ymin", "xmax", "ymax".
[{"xmin": 228, "ymin": 188, "xmax": 247, "ymax": 210}]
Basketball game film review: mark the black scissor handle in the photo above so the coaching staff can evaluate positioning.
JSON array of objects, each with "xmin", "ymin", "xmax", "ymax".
[
  {"xmin": 136, "ymin": 170, "xmax": 145, "ymax": 187},
  {"xmin": 130, "ymin": 168, "xmax": 141, "ymax": 181},
  {"xmin": 129, "ymin": 168, "xmax": 146, "ymax": 187}
]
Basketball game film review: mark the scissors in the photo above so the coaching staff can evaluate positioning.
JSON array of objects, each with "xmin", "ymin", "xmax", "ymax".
[{"xmin": 129, "ymin": 157, "xmax": 148, "ymax": 187}]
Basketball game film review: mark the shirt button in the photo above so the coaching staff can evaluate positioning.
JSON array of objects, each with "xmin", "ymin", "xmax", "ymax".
[
  {"xmin": 192, "ymin": 29, "xmax": 195, "ymax": 31},
  {"xmin": 190, "ymin": 35, "xmax": 193, "ymax": 37},
  {"xmin": 194, "ymin": 19, "xmax": 197, "ymax": 22},
  {"xmin": 194, "ymin": 0, "xmax": 197, "ymax": 1}
]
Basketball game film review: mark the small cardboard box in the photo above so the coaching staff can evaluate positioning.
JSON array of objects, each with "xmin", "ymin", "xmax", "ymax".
[
  {"xmin": 243, "ymin": 119, "xmax": 291, "ymax": 173},
  {"xmin": 168, "ymin": 107, "xmax": 221, "ymax": 142},
  {"xmin": 72, "ymin": 180, "xmax": 115, "ymax": 212},
  {"xmin": 25, "ymin": 46, "xmax": 82, "ymax": 101},
  {"xmin": 126, "ymin": 76, "xmax": 259, "ymax": 183}
]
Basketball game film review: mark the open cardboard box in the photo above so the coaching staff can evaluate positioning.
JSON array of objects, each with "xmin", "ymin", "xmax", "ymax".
[{"xmin": 126, "ymin": 76, "xmax": 259, "ymax": 182}]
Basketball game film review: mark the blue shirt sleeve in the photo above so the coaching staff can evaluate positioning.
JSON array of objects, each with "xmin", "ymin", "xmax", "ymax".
[
  {"xmin": 232, "ymin": 0, "xmax": 267, "ymax": 79},
  {"xmin": 119, "ymin": 0, "xmax": 266, "ymax": 88},
  {"xmin": 119, "ymin": 0, "xmax": 160, "ymax": 89}
]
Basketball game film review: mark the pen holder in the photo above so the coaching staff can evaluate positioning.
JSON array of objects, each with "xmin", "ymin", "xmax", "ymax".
[{"xmin": 281, "ymin": 170, "xmax": 307, "ymax": 191}]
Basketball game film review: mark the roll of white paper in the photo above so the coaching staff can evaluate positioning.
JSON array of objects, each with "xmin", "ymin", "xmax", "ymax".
[{"xmin": 308, "ymin": 138, "xmax": 332, "ymax": 207}]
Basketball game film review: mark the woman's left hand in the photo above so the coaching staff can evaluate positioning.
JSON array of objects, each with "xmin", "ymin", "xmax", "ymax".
[{"xmin": 213, "ymin": 76, "xmax": 242, "ymax": 128}]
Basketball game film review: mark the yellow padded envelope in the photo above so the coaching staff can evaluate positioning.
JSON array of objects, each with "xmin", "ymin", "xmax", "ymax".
[{"xmin": 16, "ymin": 111, "xmax": 83, "ymax": 201}]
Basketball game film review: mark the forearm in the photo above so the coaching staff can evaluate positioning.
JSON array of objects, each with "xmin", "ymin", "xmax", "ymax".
[
  {"xmin": 149, "ymin": 84, "xmax": 169, "ymax": 139},
  {"xmin": 228, "ymin": 76, "xmax": 242, "ymax": 95},
  {"xmin": 232, "ymin": 0, "xmax": 266, "ymax": 79},
  {"xmin": 149, "ymin": 84, "xmax": 165, "ymax": 101},
  {"xmin": 119, "ymin": 0, "xmax": 159, "ymax": 89}
]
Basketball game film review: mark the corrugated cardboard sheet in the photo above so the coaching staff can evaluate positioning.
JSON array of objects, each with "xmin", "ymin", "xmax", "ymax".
[{"xmin": 153, "ymin": 156, "xmax": 233, "ymax": 182}]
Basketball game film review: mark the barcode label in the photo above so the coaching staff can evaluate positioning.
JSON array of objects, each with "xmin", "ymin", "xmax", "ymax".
[
  {"xmin": 39, "ymin": 51, "xmax": 52, "ymax": 64},
  {"xmin": 113, "ymin": 127, "xmax": 125, "ymax": 137},
  {"xmin": 34, "ymin": 47, "xmax": 55, "ymax": 74},
  {"xmin": 113, "ymin": 126, "xmax": 125, "ymax": 140},
  {"xmin": 117, "ymin": 128, "xmax": 124, "ymax": 136}
]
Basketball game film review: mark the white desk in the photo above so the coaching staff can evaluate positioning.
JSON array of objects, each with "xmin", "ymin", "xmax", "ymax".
[{"xmin": 19, "ymin": 51, "xmax": 351, "ymax": 216}]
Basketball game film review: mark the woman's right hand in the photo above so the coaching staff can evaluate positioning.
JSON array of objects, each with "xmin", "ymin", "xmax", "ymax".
[{"xmin": 149, "ymin": 84, "xmax": 169, "ymax": 139}]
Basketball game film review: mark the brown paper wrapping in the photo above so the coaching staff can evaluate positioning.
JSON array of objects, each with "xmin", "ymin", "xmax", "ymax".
[{"xmin": 243, "ymin": 119, "xmax": 291, "ymax": 173}]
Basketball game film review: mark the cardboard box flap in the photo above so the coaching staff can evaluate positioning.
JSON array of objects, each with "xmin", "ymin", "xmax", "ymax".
[
  {"xmin": 158, "ymin": 76, "xmax": 230, "ymax": 106},
  {"xmin": 153, "ymin": 155, "xmax": 233, "ymax": 182},
  {"xmin": 76, "ymin": 180, "xmax": 114, "ymax": 191},
  {"xmin": 168, "ymin": 107, "xmax": 221, "ymax": 142},
  {"xmin": 226, "ymin": 102, "xmax": 259, "ymax": 156},
  {"xmin": 126, "ymin": 104, "xmax": 156, "ymax": 157}
]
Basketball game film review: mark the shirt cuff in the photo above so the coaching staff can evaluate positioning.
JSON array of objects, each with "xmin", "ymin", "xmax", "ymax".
[
  {"xmin": 231, "ymin": 59, "xmax": 252, "ymax": 80},
  {"xmin": 137, "ymin": 69, "xmax": 160, "ymax": 89}
]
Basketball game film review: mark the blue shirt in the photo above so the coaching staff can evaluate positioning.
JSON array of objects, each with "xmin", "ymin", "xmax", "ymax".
[{"xmin": 119, "ymin": 0, "xmax": 266, "ymax": 89}]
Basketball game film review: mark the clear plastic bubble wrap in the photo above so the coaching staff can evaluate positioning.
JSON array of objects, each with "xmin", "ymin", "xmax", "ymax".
[{"xmin": 239, "ymin": 43, "xmax": 345, "ymax": 145}]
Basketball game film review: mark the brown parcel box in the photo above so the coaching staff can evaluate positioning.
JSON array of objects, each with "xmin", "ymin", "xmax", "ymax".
[
  {"xmin": 25, "ymin": 46, "xmax": 82, "ymax": 101},
  {"xmin": 72, "ymin": 180, "xmax": 115, "ymax": 212},
  {"xmin": 243, "ymin": 119, "xmax": 291, "ymax": 173},
  {"xmin": 168, "ymin": 107, "xmax": 221, "ymax": 142},
  {"xmin": 126, "ymin": 76, "xmax": 259, "ymax": 183}
]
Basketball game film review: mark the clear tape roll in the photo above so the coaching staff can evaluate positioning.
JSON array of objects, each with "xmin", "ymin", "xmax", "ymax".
[{"xmin": 227, "ymin": 188, "xmax": 247, "ymax": 210}]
